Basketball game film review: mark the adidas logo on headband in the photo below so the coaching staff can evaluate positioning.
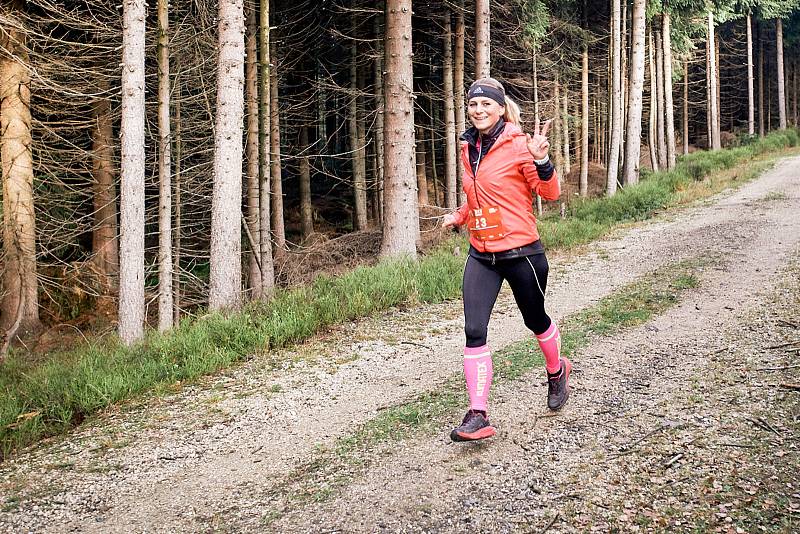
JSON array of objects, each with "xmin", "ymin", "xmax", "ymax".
[{"xmin": 474, "ymin": 87, "xmax": 484, "ymax": 94}]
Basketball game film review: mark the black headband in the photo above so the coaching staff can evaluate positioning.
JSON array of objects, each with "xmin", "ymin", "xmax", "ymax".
[{"xmin": 467, "ymin": 84, "xmax": 505, "ymax": 106}]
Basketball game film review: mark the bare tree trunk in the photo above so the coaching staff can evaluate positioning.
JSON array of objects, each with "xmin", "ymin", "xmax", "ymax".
[
  {"xmin": 428, "ymin": 97, "xmax": 440, "ymax": 205},
  {"xmin": 299, "ymin": 125, "xmax": 314, "ymax": 239},
  {"xmin": 553, "ymin": 73, "xmax": 562, "ymax": 176},
  {"xmin": 662, "ymin": 13, "xmax": 676, "ymax": 167},
  {"xmin": 706, "ymin": 37, "xmax": 712, "ymax": 148},
  {"xmin": 245, "ymin": 2, "xmax": 262, "ymax": 300},
  {"xmin": 716, "ymin": 33, "xmax": 721, "ymax": 136},
  {"xmin": 416, "ymin": 125, "xmax": 429, "ymax": 206},
  {"xmin": 683, "ymin": 57, "xmax": 689, "ymax": 154},
  {"xmin": 442, "ymin": 11, "xmax": 457, "ymax": 209},
  {"xmin": 209, "ymin": 0, "xmax": 245, "ymax": 311},
  {"xmin": 746, "ymin": 13, "xmax": 755, "ymax": 136},
  {"xmin": 654, "ymin": 28, "xmax": 667, "ymax": 169},
  {"xmin": 776, "ymin": 18, "xmax": 787, "ymax": 130},
  {"xmin": 270, "ymin": 26, "xmax": 285, "ymax": 255},
  {"xmin": 707, "ymin": 11, "xmax": 721, "ymax": 150},
  {"xmin": 580, "ymin": 22, "xmax": 589, "ymax": 197},
  {"xmin": 350, "ymin": 39, "xmax": 368, "ymax": 230},
  {"xmin": 454, "ymin": 3, "xmax": 466, "ymax": 203},
  {"xmin": 475, "ymin": 0, "xmax": 490, "ymax": 78},
  {"xmin": 118, "ymin": 0, "xmax": 146, "ymax": 343},
  {"xmin": 173, "ymin": 74, "xmax": 182, "ymax": 323},
  {"xmin": 648, "ymin": 29, "xmax": 659, "ymax": 172},
  {"xmin": 622, "ymin": 0, "xmax": 645, "ymax": 186},
  {"xmin": 373, "ymin": 7, "xmax": 385, "ymax": 223},
  {"xmin": 607, "ymin": 0, "xmax": 622, "ymax": 196},
  {"xmin": 157, "ymin": 0, "xmax": 173, "ymax": 331},
  {"xmin": 562, "ymin": 88, "xmax": 571, "ymax": 175},
  {"xmin": 91, "ymin": 78, "xmax": 119, "ymax": 299},
  {"xmin": 794, "ymin": 58, "xmax": 798, "ymax": 127},
  {"xmin": 259, "ymin": 0, "xmax": 275, "ymax": 296},
  {"xmin": 758, "ymin": 21, "xmax": 765, "ymax": 137},
  {"xmin": 533, "ymin": 51, "xmax": 540, "ymax": 122},
  {"xmin": 380, "ymin": 0, "xmax": 418, "ymax": 258}
]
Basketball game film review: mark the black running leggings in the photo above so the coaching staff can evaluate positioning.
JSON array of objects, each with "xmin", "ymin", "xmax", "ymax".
[{"xmin": 463, "ymin": 253, "xmax": 552, "ymax": 348}]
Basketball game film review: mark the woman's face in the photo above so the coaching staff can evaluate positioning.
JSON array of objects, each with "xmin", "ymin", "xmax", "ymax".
[{"xmin": 468, "ymin": 96, "xmax": 504, "ymax": 134}]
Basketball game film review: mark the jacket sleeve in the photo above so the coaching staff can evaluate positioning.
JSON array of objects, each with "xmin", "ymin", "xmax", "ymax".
[
  {"xmin": 518, "ymin": 137, "xmax": 560, "ymax": 201},
  {"xmin": 452, "ymin": 202, "xmax": 471, "ymax": 226}
]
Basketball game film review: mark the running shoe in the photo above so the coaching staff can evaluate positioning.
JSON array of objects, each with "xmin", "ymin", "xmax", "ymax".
[
  {"xmin": 547, "ymin": 358, "xmax": 572, "ymax": 411},
  {"xmin": 450, "ymin": 409, "xmax": 497, "ymax": 442}
]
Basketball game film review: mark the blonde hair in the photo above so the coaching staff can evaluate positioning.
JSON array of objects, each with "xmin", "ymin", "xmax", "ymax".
[{"xmin": 468, "ymin": 77, "xmax": 521, "ymax": 125}]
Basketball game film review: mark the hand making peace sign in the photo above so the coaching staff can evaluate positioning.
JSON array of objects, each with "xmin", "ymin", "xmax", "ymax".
[{"xmin": 525, "ymin": 118, "xmax": 553, "ymax": 161}]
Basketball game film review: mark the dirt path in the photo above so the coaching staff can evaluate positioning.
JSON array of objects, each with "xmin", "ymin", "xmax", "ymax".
[{"xmin": 1, "ymin": 155, "xmax": 799, "ymax": 533}]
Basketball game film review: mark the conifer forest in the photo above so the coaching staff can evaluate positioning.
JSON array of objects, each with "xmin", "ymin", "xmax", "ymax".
[{"xmin": 1, "ymin": 0, "xmax": 799, "ymax": 349}]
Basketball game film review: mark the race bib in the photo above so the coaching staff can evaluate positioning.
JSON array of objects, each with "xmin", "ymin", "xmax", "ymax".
[{"xmin": 468, "ymin": 206, "xmax": 507, "ymax": 241}]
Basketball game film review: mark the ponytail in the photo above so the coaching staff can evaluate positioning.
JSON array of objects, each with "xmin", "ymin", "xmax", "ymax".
[{"xmin": 503, "ymin": 97, "xmax": 521, "ymax": 125}]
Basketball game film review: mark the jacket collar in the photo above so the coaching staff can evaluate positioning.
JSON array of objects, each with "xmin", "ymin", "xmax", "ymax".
[{"xmin": 460, "ymin": 118, "xmax": 507, "ymax": 147}]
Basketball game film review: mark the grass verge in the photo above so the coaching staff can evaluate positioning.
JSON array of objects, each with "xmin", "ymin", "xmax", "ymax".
[
  {"xmin": 1, "ymin": 129, "xmax": 797, "ymax": 459},
  {"xmin": 261, "ymin": 258, "xmax": 706, "ymax": 518}
]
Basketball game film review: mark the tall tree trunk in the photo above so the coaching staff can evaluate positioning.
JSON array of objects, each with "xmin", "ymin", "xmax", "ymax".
[
  {"xmin": 299, "ymin": 125, "xmax": 314, "ymax": 239},
  {"xmin": 454, "ymin": 3, "xmax": 466, "ymax": 203},
  {"xmin": 607, "ymin": 0, "xmax": 622, "ymax": 196},
  {"xmin": 443, "ymin": 11, "xmax": 457, "ymax": 209},
  {"xmin": 706, "ymin": 37, "xmax": 712, "ymax": 148},
  {"xmin": 553, "ymin": 73, "xmax": 562, "ymax": 176},
  {"xmin": 428, "ymin": 97, "xmax": 440, "ymax": 205},
  {"xmin": 758, "ymin": 21, "xmax": 765, "ymax": 137},
  {"xmin": 580, "ymin": 16, "xmax": 589, "ymax": 197},
  {"xmin": 622, "ymin": 0, "xmax": 645, "ymax": 186},
  {"xmin": 475, "ymin": 0, "xmax": 490, "ymax": 78},
  {"xmin": 562, "ymin": 88, "xmax": 571, "ymax": 175},
  {"xmin": 380, "ymin": 0, "xmax": 418, "ymax": 258},
  {"xmin": 416, "ymin": 125, "xmax": 429, "ymax": 206},
  {"xmin": 715, "ymin": 32, "xmax": 721, "ymax": 136},
  {"xmin": 259, "ymin": 0, "xmax": 275, "ymax": 296},
  {"xmin": 173, "ymin": 73, "xmax": 182, "ymax": 323},
  {"xmin": 648, "ymin": 29, "xmax": 659, "ymax": 172},
  {"xmin": 245, "ymin": 2, "xmax": 262, "ymax": 300},
  {"xmin": 746, "ymin": 13, "xmax": 755, "ymax": 136},
  {"xmin": 270, "ymin": 25, "xmax": 285, "ymax": 255},
  {"xmin": 373, "ymin": 7, "xmax": 385, "ymax": 223},
  {"xmin": 683, "ymin": 57, "xmax": 689, "ymax": 155},
  {"xmin": 157, "ymin": 0, "xmax": 173, "ymax": 331},
  {"xmin": 662, "ymin": 12, "xmax": 676, "ymax": 167},
  {"xmin": 350, "ymin": 39, "xmax": 368, "ymax": 230},
  {"xmin": 118, "ymin": 0, "xmax": 146, "ymax": 343},
  {"xmin": 707, "ymin": 11, "xmax": 721, "ymax": 150},
  {"xmin": 210, "ymin": 0, "xmax": 245, "ymax": 311},
  {"xmin": 776, "ymin": 18, "xmax": 787, "ymax": 130},
  {"xmin": 654, "ymin": 28, "xmax": 667, "ymax": 169},
  {"xmin": 532, "ymin": 51, "xmax": 540, "ymax": 122},
  {"xmin": 91, "ymin": 78, "xmax": 119, "ymax": 300},
  {"xmin": 794, "ymin": 58, "xmax": 798, "ymax": 127}
]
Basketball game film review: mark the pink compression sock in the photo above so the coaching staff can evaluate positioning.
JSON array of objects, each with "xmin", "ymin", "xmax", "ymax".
[
  {"xmin": 463, "ymin": 345, "xmax": 493, "ymax": 412},
  {"xmin": 536, "ymin": 322, "xmax": 562, "ymax": 374}
]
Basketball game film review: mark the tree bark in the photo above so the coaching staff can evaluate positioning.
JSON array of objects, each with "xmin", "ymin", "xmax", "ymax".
[
  {"xmin": 173, "ymin": 73, "xmax": 182, "ymax": 323},
  {"xmin": 654, "ymin": 28, "xmax": 667, "ymax": 169},
  {"xmin": 416, "ymin": 125, "xmax": 429, "ymax": 206},
  {"xmin": 683, "ymin": 56, "xmax": 689, "ymax": 155},
  {"xmin": 776, "ymin": 18, "xmax": 787, "ymax": 130},
  {"xmin": 475, "ymin": 0, "xmax": 490, "ymax": 78},
  {"xmin": 299, "ymin": 125, "xmax": 314, "ymax": 239},
  {"xmin": 622, "ymin": 0, "xmax": 646, "ymax": 186},
  {"xmin": 607, "ymin": 0, "xmax": 622, "ymax": 197},
  {"xmin": 259, "ymin": 0, "xmax": 275, "ymax": 296},
  {"xmin": 758, "ymin": 21, "xmax": 765, "ymax": 137},
  {"xmin": 442, "ymin": 11, "xmax": 458, "ymax": 209},
  {"xmin": 373, "ymin": 7, "xmax": 385, "ymax": 223},
  {"xmin": 580, "ymin": 19, "xmax": 589, "ymax": 197},
  {"xmin": 746, "ymin": 13, "xmax": 755, "ymax": 136},
  {"xmin": 245, "ymin": 2, "xmax": 262, "ymax": 299},
  {"xmin": 118, "ymin": 0, "xmax": 146, "ymax": 343},
  {"xmin": 648, "ymin": 29, "xmax": 659, "ymax": 172},
  {"xmin": 270, "ymin": 23, "xmax": 286, "ymax": 255},
  {"xmin": 209, "ymin": 0, "xmax": 245, "ymax": 311},
  {"xmin": 350, "ymin": 39, "xmax": 368, "ymax": 230},
  {"xmin": 562, "ymin": 88, "xmax": 571, "ymax": 175},
  {"xmin": 380, "ymin": 0, "xmax": 418, "ymax": 258},
  {"xmin": 91, "ymin": 78, "xmax": 119, "ymax": 299},
  {"xmin": 157, "ymin": 0, "xmax": 173, "ymax": 331},
  {"xmin": 707, "ymin": 11, "xmax": 721, "ymax": 150},
  {"xmin": 662, "ymin": 13, "xmax": 676, "ymax": 169},
  {"xmin": 454, "ymin": 3, "xmax": 466, "ymax": 203}
]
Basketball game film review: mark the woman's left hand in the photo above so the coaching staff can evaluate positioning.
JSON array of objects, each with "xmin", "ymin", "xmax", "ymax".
[{"xmin": 526, "ymin": 119, "xmax": 552, "ymax": 160}]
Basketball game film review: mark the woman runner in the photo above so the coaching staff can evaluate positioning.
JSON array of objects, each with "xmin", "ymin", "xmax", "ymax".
[{"xmin": 442, "ymin": 77, "xmax": 570, "ymax": 442}]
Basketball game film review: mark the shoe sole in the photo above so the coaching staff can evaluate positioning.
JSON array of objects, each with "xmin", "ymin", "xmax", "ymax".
[
  {"xmin": 548, "ymin": 358, "xmax": 572, "ymax": 411},
  {"xmin": 450, "ymin": 425, "xmax": 497, "ymax": 442}
]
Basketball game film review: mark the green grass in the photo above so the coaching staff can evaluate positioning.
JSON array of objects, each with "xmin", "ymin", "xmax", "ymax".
[
  {"xmin": 1, "ymin": 129, "xmax": 797, "ymax": 459},
  {"xmin": 269, "ymin": 259, "xmax": 706, "ymax": 513}
]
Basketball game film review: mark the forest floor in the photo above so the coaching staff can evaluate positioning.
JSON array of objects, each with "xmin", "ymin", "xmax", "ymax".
[{"xmin": 1, "ymin": 154, "xmax": 800, "ymax": 533}]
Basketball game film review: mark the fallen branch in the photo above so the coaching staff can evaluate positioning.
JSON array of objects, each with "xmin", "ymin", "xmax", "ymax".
[
  {"xmin": 779, "ymin": 383, "xmax": 800, "ymax": 391},
  {"xmin": 539, "ymin": 513, "xmax": 560, "ymax": 534},
  {"xmin": 777, "ymin": 320, "xmax": 798, "ymax": 328},
  {"xmin": 755, "ymin": 364, "xmax": 800, "ymax": 371},
  {"xmin": 766, "ymin": 340, "xmax": 800, "ymax": 350}
]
